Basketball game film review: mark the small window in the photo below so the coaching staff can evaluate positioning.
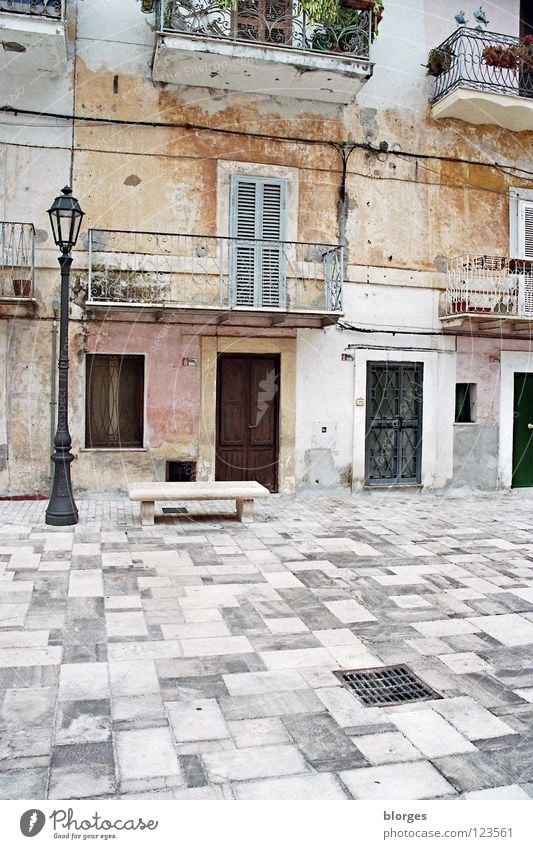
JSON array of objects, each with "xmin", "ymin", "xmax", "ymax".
[
  {"xmin": 86, "ymin": 355, "xmax": 144, "ymax": 448},
  {"xmin": 455, "ymin": 383, "xmax": 476, "ymax": 423}
]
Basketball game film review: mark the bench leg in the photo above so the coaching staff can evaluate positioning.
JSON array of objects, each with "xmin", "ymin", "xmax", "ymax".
[
  {"xmin": 236, "ymin": 498, "xmax": 254, "ymax": 523},
  {"xmin": 140, "ymin": 501, "xmax": 155, "ymax": 526}
]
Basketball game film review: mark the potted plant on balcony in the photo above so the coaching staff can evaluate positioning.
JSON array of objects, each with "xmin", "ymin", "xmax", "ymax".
[
  {"xmin": 308, "ymin": 0, "xmax": 383, "ymax": 53},
  {"xmin": 482, "ymin": 44, "xmax": 520, "ymax": 69},
  {"xmin": 12, "ymin": 278, "xmax": 31, "ymax": 297},
  {"xmin": 426, "ymin": 45, "xmax": 454, "ymax": 76}
]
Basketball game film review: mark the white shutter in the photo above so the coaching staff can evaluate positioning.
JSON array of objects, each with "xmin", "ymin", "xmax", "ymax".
[
  {"xmin": 229, "ymin": 176, "xmax": 286, "ymax": 308},
  {"xmin": 517, "ymin": 201, "xmax": 533, "ymax": 316}
]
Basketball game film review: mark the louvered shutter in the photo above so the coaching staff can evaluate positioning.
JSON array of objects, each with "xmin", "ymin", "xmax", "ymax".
[
  {"xmin": 518, "ymin": 201, "xmax": 533, "ymax": 316},
  {"xmin": 229, "ymin": 176, "xmax": 286, "ymax": 308}
]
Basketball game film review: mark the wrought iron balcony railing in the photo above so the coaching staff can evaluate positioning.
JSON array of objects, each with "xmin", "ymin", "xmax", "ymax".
[
  {"xmin": 0, "ymin": 0, "xmax": 63, "ymax": 18},
  {"xmin": 87, "ymin": 229, "xmax": 343, "ymax": 313},
  {"xmin": 156, "ymin": 0, "xmax": 372, "ymax": 59},
  {"xmin": 0, "ymin": 222, "xmax": 35, "ymax": 299},
  {"xmin": 440, "ymin": 254, "xmax": 533, "ymax": 320},
  {"xmin": 432, "ymin": 28, "xmax": 533, "ymax": 104}
]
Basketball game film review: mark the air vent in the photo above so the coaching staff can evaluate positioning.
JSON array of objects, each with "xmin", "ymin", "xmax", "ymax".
[{"xmin": 334, "ymin": 664, "xmax": 441, "ymax": 707}]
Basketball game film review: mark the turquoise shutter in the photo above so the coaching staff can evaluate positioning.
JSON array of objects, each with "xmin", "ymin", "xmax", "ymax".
[{"xmin": 229, "ymin": 176, "xmax": 286, "ymax": 308}]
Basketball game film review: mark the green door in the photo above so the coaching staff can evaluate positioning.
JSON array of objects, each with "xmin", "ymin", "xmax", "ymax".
[{"xmin": 512, "ymin": 373, "xmax": 533, "ymax": 487}]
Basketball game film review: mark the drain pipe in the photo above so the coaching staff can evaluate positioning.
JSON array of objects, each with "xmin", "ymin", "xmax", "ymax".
[{"xmin": 50, "ymin": 298, "xmax": 60, "ymax": 477}]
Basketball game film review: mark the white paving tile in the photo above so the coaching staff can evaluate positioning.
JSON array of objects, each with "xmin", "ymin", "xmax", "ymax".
[
  {"xmin": 116, "ymin": 727, "xmax": 182, "ymax": 781},
  {"xmin": 324, "ymin": 600, "xmax": 376, "ymax": 623},
  {"xmin": 438, "ymin": 652, "xmax": 490, "ymax": 674},
  {"xmin": 353, "ymin": 732, "xmax": 423, "ymax": 765},
  {"xmin": 232, "ymin": 774, "xmax": 347, "ymax": 800},
  {"xmin": 202, "ymin": 744, "xmax": 307, "ymax": 783},
  {"xmin": 340, "ymin": 761, "xmax": 455, "ymax": 799},
  {"xmin": 434, "ymin": 696, "xmax": 515, "ymax": 740},
  {"xmin": 167, "ymin": 698, "xmax": 230, "ymax": 742},
  {"xmin": 467, "ymin": 614, "xmax": 533, "ymax": 646},
  {"xmin": 391, "ymin": 709, "xmax": 476, "ymax": 757},
  {"xmin": 68, "ymin": 570, "xmax": 104, "ymax": 598}
]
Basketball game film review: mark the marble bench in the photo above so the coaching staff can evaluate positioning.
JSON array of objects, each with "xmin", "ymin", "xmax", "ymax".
[{"xmin": 128, "ymin": 480, "xmax": 270, "ymax": 525}]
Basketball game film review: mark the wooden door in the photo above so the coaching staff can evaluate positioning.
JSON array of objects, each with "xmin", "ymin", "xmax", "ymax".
[
  {"xmin": 216, "ymin": 354, "xmax": 280, "ymax": 491},
  {"xmin": 512, "ymin": 373, "xmax": 533, "ymax": 487}
]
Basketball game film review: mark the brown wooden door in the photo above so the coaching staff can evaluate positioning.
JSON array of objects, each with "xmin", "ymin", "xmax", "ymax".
[{"xmin": 216, "ymin": 354, "xmax": 280, "ymax": 491}]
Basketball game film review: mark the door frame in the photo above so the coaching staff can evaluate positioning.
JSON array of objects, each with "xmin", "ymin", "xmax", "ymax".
[
  {"xmin": 351, "ymin": 347, "xmax": 455, "ymax": 491},
  {"xmin": 499, "ymin": 352, "xmax": 533, "ymax": 488},
  {"xmin": 199, "ymin": 336, "xmax": 296, "ymax": 492},
  {"xmin": 364, "ymin": 361, "xmax": 424, "ymax": 486},
  {"xmin": 215, "ymin": 352, "xmax": 280, "ymax": 491}
]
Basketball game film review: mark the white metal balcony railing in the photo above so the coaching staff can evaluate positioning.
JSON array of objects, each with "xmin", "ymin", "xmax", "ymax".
[
  {"xmin": 432, "ymin": 28, "xmax": 533, "ymax": 104},
  {"xmin": 0, "ymin": 0, "xmax": 63, "ymax": 18},
  {"xmin": 87, "ymin": 229, "xmax": 343, "ymax": 313},
  {"xmin": 441, "ymin": 255, "xmax": 533, "ymax": 319},
  {"xmin": 0, "ymin": 222, "xmax": 35, "ymax": 299},
  {"xmin": 156, "ymin": 0, "xmax": 372, "ymax": 59}
]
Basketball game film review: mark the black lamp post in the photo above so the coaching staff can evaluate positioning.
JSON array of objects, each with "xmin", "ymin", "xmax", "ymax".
[{"xmin": 45, "ymin": 186, "xmax": 84, "ymax": 526}]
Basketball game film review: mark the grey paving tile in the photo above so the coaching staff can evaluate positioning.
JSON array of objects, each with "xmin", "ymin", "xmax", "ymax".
[{"xmin": 282, "ymin": 712, "xmax": 367, "ymax": 771}]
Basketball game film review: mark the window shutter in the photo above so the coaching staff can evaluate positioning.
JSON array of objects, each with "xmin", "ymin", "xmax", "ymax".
[
  {"xmin": 517, "ymin": 201, "xmax": 533, "ymax": 316},
  {"xmin": 519, "ymin": 201, "xmax": 533, "ymax": 259},
  {"xmin": 229, "ymin": 176, "xmax": 286, "ymax": 308}
]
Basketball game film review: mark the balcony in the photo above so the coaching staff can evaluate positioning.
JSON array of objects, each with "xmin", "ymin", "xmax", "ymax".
[
  {"xmin": 152, "ymin": 0, "xmax": 373, "ymax": 103},
  {"xmin": 440, "ymin": 255, "xmax": 533, "ymax": 335},
  {"xmin": 0, "ymin": 0, "xmax": 66, "ymax": 79},
  {"xmin": 0, "ymin": 221, "xmax": 35, "ymax": 316},
  {"xmin": 430, "ymin": 28, "xmax": 533, "ymax": 132},
  {"xmin": 86, "ymin": 229, "xmax": 343, "ymax": 328}
]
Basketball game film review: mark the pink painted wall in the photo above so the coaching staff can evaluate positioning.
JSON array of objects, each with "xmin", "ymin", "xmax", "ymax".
[
  {"xmin": 456, "ymin": 335, "xmax": 533, "ymax": 421},
  {"xmin": 86, "ymin": 321, "xmax": 201, "ymax": 450}
]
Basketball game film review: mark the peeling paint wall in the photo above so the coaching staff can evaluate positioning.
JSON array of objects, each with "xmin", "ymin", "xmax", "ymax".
[{"xmin": 0, "ymin": 0, "xmax": 532, "ymax": 495}]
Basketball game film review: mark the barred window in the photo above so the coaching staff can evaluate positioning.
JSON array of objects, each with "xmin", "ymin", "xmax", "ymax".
[{"xmin": 86, "ymin": 355, "xmax": 144, "ymax": 448}]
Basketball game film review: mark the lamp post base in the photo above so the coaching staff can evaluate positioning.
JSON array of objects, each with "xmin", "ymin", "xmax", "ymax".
[{"xmin": 45, "ymin": 508, "xmax": 79, "ymax": 526}]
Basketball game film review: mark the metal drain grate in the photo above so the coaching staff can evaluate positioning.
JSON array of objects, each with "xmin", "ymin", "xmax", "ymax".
[
  {"xmin": 334, "ymin": 664, "xmax": 441, "ymax": 707},
  {"xmin": 161, "ymin": 507, "xmax": 188, "ymax": 514}
]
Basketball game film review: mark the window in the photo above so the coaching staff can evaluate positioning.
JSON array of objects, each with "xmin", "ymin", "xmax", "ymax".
[
  {"xmin": 455, "ymin": 383, "xmax": 476, "ymax": 423},
  {"xmin": 229, "ymin": 175, "xmax": 287, "ymax": 308},
  {"xmin": 86, "ymin": 355, "xmax": 144, "ymax": 448}
]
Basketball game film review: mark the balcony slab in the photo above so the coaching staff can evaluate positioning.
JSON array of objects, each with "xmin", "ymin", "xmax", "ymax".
[
  {"xmin": 85, "ymin": 301, "xmax": 342, "ymax": 329},
  {"xmin": 152, "ymin": 32, "xmax": 372, "ymax": 103},
  {"xmin": 0, "ymin": 9, "xmax": 67, "ymax": 76},
  {"xmin": 432, "ymin": 87, "xmax": 533, "ymax": 133}
]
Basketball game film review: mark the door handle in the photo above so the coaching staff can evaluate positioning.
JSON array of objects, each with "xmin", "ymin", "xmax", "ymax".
[
  {"xmin": 528, "ymin": 424, "xmax": 533, "ymax": 430},
  {"xmin": 248, "ymin": 423, "xmax": 258, "ymax": 429}
]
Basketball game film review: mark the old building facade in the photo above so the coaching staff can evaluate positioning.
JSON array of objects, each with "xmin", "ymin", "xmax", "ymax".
[{"xmin": 0, "ymin": 0, "xmax": 532, "ymax": 497}]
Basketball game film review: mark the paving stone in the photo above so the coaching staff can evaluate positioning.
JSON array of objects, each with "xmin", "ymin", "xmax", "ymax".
[
  {"xmin": 468, "ymin": 614, "xmax": 533, "ymax": 647},
  {"xmin": 59, "ymin": 662, "xmax": 109, "ymax": 700},
  {"xmin": 166, "ymin": 699, "xmax": 230, "ymax": 742},
  {"xmin": 232, "ymin": 773, "xmax": 348, "ymax": 800},
  {"xmin": 0, "ymin": 767, "xmax": 48, "ymax": 799},
  {"xmin": 68, "ymin": 570, "xmax": 104, "ymax": 598},
  {"xmin": 463, "ymin": 785, "xmax": 531, "ymax": 800},
  {"xmin": 202, "ymin": 743, "xmax": 308, "ymax": 783},
  {"xmin": 222, "ymin": 669, "xmax": 306, "ymax": 696},
  {"xmin": 353, "ymin": 731, "xmax": 423, "ymax": 765},
  {"xmin": 324, "ymin": 599, "xmax": 377, "ymax": 623},
  {"xmin": 116, "ymin": 727, "xmax": 182, "ymax": 782},
  {"xmin": 434, "ymin": 696, "xmax": 515, "ymax": 740},
  {"xmin": 228, "ymin": 717, "xmax": 290, "ymax": 748},
  {"xmin": 438, "ymin": 652, "xmax": 490, "ymax": 674},
  {"xmin": 391, "ymin": 710, "xmax": 476, "ymax": 757},
  {"xmin": 108, "ymin": 660, "xmax": 160, "ymax": 696},
  {"xmin": 340, "ymin": 761, "xmax": 456, "ymax": 799},
  {"xmin": 282, "ymin": 713, "xmax": 367, "ymax": 771},
  {"xmin": 432, "ymin": 751, "xmax": 514, "ymax": 793}
]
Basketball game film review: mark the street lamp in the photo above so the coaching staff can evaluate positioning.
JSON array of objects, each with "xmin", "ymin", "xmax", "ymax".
[{"xmin": 45, "ymin": 186, "xmax": 84, "ymax": 526}]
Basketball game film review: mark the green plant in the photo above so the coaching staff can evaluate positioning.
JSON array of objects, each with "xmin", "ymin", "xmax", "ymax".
[{"xmin": 426, "ymin": 45, "xmax": 454, "ymax": 76}]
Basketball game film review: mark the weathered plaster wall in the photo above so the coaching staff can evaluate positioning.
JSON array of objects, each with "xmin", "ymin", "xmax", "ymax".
[{"xmin": 1, "ymin": 0, "xmax": 532, "ymax": 495}]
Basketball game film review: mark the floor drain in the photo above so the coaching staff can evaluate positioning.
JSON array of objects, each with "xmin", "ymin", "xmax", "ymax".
[
  {"xmin": 162, "ymin": 507, "xmax": 188, "ymax": 514},
  {"xmin": 334, "ymin": 664, "xmax": 441, "ymax": 707}
]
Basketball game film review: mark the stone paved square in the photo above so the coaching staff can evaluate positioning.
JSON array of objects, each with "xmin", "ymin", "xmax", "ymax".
[{"xmin": 0, "ymin": 490, "xmax": 533, "ymax": 800}]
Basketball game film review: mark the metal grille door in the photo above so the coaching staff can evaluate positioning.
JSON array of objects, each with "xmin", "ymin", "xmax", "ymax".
[{"xmin": 365, "ymin": 363, "xmax": 423, "ymax": 485}]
